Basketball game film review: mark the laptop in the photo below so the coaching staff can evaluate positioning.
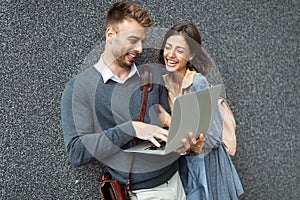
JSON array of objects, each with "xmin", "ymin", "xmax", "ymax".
[{"xmin": 124, "ymin": 84, "xmax": 223, "ymax": 155}]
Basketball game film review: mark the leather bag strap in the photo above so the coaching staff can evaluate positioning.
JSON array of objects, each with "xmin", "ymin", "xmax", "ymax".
[
  {"xmin": 139, "ymin": 65, "xmax": 152, "ymax": 121},
  {"xmin": 126, "ymin": 65, "xmax": 152, "ymax": 191}
]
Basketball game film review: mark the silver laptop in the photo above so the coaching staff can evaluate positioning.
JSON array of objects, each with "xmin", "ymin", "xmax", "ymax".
[{"xmin": 124, "ymin": 84, "xmax": 222, "ymax": 155}]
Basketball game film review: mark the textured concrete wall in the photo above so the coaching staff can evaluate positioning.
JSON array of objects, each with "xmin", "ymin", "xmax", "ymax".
[{"xmin": 1, "ymin": 0, "xmax": 299, "ymax": 199}]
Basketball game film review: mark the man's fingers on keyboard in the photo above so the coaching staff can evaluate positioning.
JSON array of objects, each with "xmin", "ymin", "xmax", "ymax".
[
  {"xmin": 149, "ymin": 137, "xmax": 161, "ymax": 147},
  {"xmin": 156, "ymin": 132, "xmax": 168, "ymax": 143}
]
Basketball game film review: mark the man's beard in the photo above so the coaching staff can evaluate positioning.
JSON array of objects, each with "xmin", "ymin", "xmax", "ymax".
[
  {"xmin": 115, "ymin": 55, "xmax": 132, "ymax": 70},
  {"xmin": 112, "ymin": 48, "xmax": 133, "ymax": 70}
]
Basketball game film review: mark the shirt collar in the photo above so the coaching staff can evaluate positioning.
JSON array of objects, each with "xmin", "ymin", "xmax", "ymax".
[
  {"xmin": 94, "ymin": 54, "xmax": 140, "ymax": 84},
  {"xmin": 181, "ymin": 68, "xmax": 196, "ymax": 89}
]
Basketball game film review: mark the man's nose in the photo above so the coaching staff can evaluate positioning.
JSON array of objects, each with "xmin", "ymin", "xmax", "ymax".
[{"xmin": 134, "ymin": 41, "xmax": 143, "ymax": 54}]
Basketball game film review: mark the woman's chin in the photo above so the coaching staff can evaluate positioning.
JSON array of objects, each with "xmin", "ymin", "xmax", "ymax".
[{"xmin": 166, "ymin": 66, "xmax": 177, "ymax": 72}]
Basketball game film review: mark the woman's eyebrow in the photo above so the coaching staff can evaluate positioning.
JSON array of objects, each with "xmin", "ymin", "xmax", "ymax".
[{"xmin": 166, "ymin": 42, "xmax": 185, "ymax": 49}]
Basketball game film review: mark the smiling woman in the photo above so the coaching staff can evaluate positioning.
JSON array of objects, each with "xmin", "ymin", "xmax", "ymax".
[
  {"xmin": 158, "ymin": 23, "xmax": 244, "ymax": 200},
  {"xmin": 163, "ymin": 34, "xmax": 194, "ymax": 76}
]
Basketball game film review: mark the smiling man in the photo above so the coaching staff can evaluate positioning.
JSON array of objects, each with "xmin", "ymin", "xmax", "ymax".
[{"xmin": 61, "ymin": 2, "xmax": 194, "ymax": 199}]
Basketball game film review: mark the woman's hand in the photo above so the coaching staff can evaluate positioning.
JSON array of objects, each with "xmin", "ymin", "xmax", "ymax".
[
  {"xmin": 157, "ymin": 105, "xmax": 171, "ymax": 128},
  {"xmin": 175, "ymin": 132, "xmax": 205, "ymax": 155},
  {"xmin": 189, "ymin": 133, "xmax": 205, "ymax": 155}
]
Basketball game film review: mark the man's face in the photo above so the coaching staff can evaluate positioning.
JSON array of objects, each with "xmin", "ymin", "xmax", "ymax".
[{"xmin": 110, "ymin": 19, "xmax": 146, "ymax": 69}]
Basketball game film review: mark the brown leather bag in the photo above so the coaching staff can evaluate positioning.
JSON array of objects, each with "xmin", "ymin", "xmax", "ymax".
[
  {"xmin": 100, "ymin": 177, "xmax": 128, "ymax": 200},
  {"xmin": 99, "ymin": 65, "xmax": 152, "ymax": 200},
  {"xmin": 218, "ymin": 97, "xmax": 237, "ymax": 156}
]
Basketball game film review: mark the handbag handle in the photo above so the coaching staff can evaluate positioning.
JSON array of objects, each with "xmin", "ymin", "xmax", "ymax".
[{"xmin": 126, "ymin": 65, "xmax": 152, "ymax": 191}]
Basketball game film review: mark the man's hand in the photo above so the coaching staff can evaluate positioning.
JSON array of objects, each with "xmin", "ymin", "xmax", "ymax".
[
  {"xmin": 132, "ymin": 121, "xmax": 168, "ymax": 147},
  {"xmin": 175, "ymin": 132, "xmax": 205, "ymax": 155}
]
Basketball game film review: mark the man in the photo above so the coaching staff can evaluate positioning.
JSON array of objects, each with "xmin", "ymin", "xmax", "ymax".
[{"xmin": 61, "ymin": 2, "xmax": 196, "ymax": 199}]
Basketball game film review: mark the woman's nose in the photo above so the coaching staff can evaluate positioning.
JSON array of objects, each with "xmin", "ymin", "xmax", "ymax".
[{"xmin": 167, "ymin": 49, "xmax": 176, "ymax": 58}]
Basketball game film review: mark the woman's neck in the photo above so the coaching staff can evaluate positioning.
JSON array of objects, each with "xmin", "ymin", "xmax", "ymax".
[{"xmin": 169, "ymin": 70, "xmax": 186, "ymax": 96}]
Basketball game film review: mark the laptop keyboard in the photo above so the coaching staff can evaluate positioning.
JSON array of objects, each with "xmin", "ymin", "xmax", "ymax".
[{"xmin": 145, "ymin": 141, "xmax": 166, "ymax": 150}]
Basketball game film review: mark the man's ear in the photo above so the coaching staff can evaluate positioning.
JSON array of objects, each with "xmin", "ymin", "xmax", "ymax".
[{"xmin": 105, "ymin": 27, "xmax": 116, "ymax": 41}]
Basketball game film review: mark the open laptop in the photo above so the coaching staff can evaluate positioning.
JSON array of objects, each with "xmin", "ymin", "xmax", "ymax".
[{"xmin": 124, "ymin": 84, "xmax": 223, "ymax": 155}]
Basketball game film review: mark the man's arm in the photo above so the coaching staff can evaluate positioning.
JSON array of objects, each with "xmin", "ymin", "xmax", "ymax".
[
  {"xmin": 61, "ymin": 79, "xmax": 135, "ymax": 166},
  {"xmin": 61, "ymin": 79, "xmax": 97, "ymax": 166}
]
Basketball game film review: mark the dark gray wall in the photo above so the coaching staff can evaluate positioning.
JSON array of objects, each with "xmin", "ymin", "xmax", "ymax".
[{"xmin": 1, "ymin": 0, "xmax": 299, "ymax": 199}]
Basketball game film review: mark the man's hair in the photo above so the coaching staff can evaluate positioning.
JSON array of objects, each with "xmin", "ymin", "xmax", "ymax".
[{"xmin": 105, "ymin": 2, "xmax": 152, "ymax": 31}]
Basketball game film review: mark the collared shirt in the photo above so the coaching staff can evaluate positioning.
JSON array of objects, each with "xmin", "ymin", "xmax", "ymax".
[
  {"xmin": 94, "ymin": 54, "xmax": 139, "ymax": 84},
  {"xmin": 162, "ymin": 69, "xmax": 196, "ymax": 110}
]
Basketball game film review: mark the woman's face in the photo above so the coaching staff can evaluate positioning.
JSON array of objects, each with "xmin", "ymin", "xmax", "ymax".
[{"xmin": 163, "ymin": 34, "xmax": 193, "ymax": 76}]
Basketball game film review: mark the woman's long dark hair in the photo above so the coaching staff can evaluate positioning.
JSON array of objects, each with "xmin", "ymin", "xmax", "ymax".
[{"xmin": 158, "ymin": 23, "xmax": 212, "ymax": 75}]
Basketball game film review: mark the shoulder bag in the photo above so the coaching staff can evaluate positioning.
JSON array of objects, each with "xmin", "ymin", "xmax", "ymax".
[{"xmin": 218, "ymin": 97, "xmax": 237, "ymax": 156}]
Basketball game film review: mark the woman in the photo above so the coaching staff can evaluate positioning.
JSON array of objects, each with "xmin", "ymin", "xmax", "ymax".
[{"xmin": 158, "ymin": 23, "xmax": 244, "ymax": 200}]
